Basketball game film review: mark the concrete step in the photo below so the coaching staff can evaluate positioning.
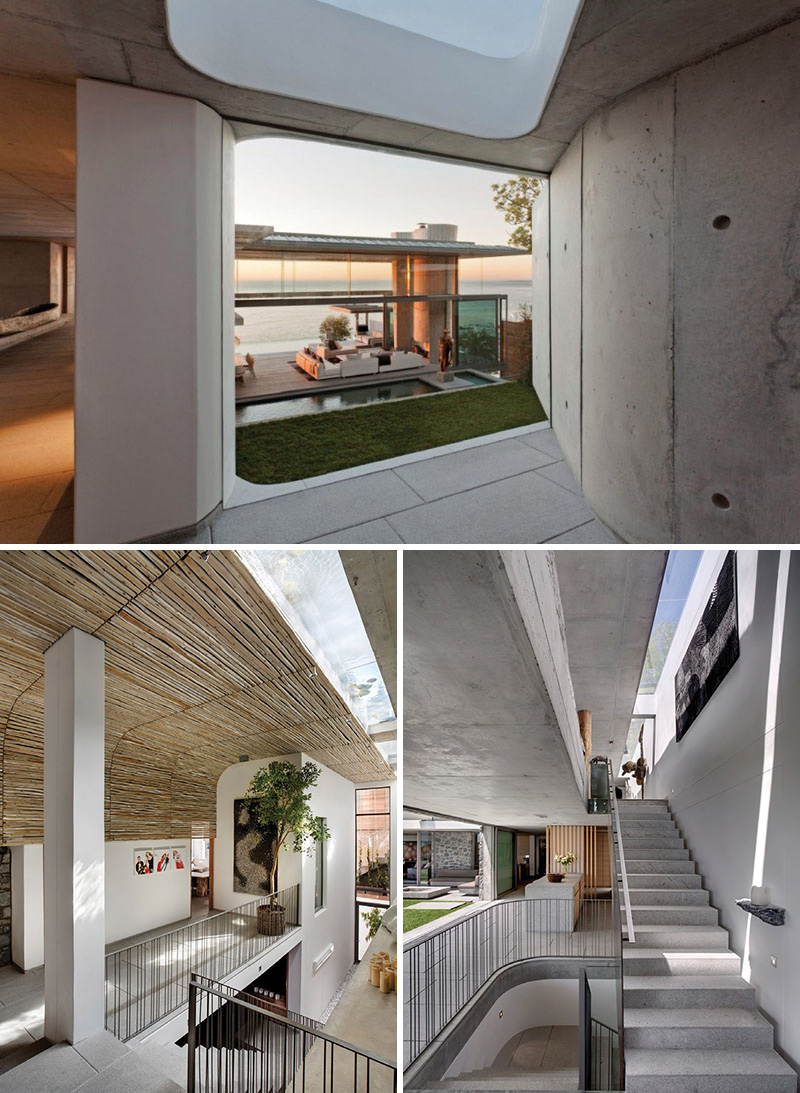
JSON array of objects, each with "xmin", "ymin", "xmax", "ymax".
[
  {"xmin": 625, "ymin": 846, "xmax": 690, "ymax": 859},
  {"xmin": 617, "ymin": 798, "xmax": 669, "ymax": 807},
  {"xmin": 627, "ymin": 872, "xmax": 702, "ymax": 889},
  {"xmin": 629, "ymin": 905, "xmax": 719, "ymax": 925},
  {"xmin": 624, "ymin": 975, "xmax": 755, "ymax": 1009},
  {"xmin": 627, "ymin": 859, "xmax": 696, "ymax": 873},
  {"xmin": 625, "ymin": 888, "xmax": 710, "ymax": 906},
  {"xmin": 619, "ymin": 820, "xmax": 679, "ymax": 834},
  {"xmin": 130, "ymin": 1041, "xmax": 188, "ymax": 1088},
  {"xmin": 625, "ymin": 1007, "xmax": 775, "ymax": 1050},
  {"xmin": 622, "ymin": 947, "xmax": 741, "ymax": 976},
  {"xmin": 624, "ymin": 1049, "xmax": 797, "ymax": 1093},
  {"xmin": 435, "ymin": 1070, "xmax": 580, "ymax": 1090},
  {"xmin": 624, "ymin": 836, "xmax": 686, "ymax": 849},
  {"xmin": 625, "ymin": 924, "xmax": 729, "ymax": 949}
]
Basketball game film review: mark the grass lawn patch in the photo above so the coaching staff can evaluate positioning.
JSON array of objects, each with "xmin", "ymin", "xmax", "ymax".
[
  {"xmin": 237, "ymin": 381, "xmax": 547, "ymax": 484},
  {"xmin": 403, "ymin": 901, "xmax": 469, "ymax": 933}
]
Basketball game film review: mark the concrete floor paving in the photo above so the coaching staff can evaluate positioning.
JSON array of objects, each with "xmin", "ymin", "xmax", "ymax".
[{"xmin": 210, "ymin": 427, "xmax": 617, "ymax": 545}]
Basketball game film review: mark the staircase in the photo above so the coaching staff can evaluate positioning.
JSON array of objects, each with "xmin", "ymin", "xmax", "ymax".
[{"xmin": 618, "ymin": 798, "xmax": 797, "ymax": 1093}]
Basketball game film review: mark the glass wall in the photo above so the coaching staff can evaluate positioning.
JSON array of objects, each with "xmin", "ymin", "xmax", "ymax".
[
  {"xmin": 456, "ymin": 298, "xmax": 500, "ymax": 367},
  {"xmin": 496, "ymin": 829, "xmax": 515, "ymax": 895},
  {"xmin": 356, "ymin": 787, "xmax": 391, "ymax": 902}
]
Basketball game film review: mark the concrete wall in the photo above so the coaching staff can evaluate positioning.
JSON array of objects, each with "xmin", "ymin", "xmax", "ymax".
[
  {"xmin": 215, "ymin": 753, "xmax": 356, "ymax": 1023},
  {"xmin": 0, "ymin": 240, "xmax": 60, "ymax": 315},
  {"xmin": 543, "ymin": 19, "xmax": 800, "ymax": 542},
  {"xmin": 75, "ymin": 79, "xmax": 232, "ymax": 542},
  {"xmin": 105, "ymin": 839, "xmax": 192, "ymax": 946},
  {"xmin": 10, "ymin": 844, "xmax": 43, "ymax": 971},
  {"xmin": 648, "ymin": 550, "xmax": 800, "ymax": 1074}
]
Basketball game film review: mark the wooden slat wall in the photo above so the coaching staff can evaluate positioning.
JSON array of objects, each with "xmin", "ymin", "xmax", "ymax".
[
  {"xmin": 0, "ymin": 550, "xmax": 393, "ymax": 844},
  {"xmin": 545, "ymin": 825, "xmax": 611, "ymax": 898}
]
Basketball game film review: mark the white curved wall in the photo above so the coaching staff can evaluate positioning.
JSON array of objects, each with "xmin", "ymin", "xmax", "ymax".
[
  {"xmin": 165, "ymin": 0, "xmax": 583, "ymax": 139},
  {"xmin": 446, "ymin": 979, "xmax": 578, "ymax": 1077},
  {"xmin": 543, "ymin": 18, "xmax": 800, "ymax": 542}
]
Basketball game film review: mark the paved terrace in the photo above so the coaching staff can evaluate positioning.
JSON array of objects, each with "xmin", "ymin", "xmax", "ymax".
[{"xmin": 205, "ymin": 425, "xmax": 618, "ymax": 544}]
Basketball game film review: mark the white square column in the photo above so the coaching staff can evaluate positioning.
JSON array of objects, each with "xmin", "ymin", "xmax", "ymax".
[
  {"xmin": 75, "ymin": 79, "xmax": 235, "ymax": 542},
  {"xmin": 44, "ymin": 628, "xmax": 105, "ymax": 1044}
]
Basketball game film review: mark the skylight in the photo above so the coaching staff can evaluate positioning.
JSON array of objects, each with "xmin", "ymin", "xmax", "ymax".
[
  {"xmin": 166, "ymin": 0, "xmax": 585, "ymax": 139},
  {"xmin": 238, "ymin": 550, "xmax": 395, "ymax": 762},
  {"xmin": 638, "ymin": 551, "xmax": 704, "ymax": 695},
  {"xmin": 318, "ymin": 0, "xmax": 545, "ymax": 59}
]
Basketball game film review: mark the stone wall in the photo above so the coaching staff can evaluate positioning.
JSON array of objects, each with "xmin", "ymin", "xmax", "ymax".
[
  {"xmin": 0, "ymin": 846, "xmax": 10, "ymax": 965},
  {"xmin": 502, "ymin": 319, "xmax": 532, "ymax": 383},
  {"xmin": 434, "ymin": 831, "xmax": 475, "ymax": 872}
]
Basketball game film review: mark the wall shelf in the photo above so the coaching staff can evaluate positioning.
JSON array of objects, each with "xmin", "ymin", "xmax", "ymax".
[{"xmin": 736, "ymin": 899, "xmax": 785, "ymax": 926}]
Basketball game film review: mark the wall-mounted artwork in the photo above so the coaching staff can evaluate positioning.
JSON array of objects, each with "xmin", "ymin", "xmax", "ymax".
[
  {"xmin": 675, "ymin": 551, "xmax": 739, "ymax": 742},
  {"xmin": 234, "ymin": 798, "xmax": 277, "ymax": 896},
  {"xmin": 171, "ymin": 846, "xmax": 188, "ymax": 871},
  {"xmin": 154, "ymin": 846, "xmax": 172, "ymax": 873},
  {"xmin": 134, "ymin": 847, "xmax": 154, "ymax": 876}
]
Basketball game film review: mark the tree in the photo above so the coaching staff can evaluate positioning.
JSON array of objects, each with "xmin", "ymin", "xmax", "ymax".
[
  {"xmin": 245, "ymin": 760, "xmax": 330, "ymax": 907},
  {"xmin": 319, "ymin": 314, "xmax": 351, "ymax": 344},
  {"xmin": 491, "ymin": 176, "xmax": 542, "ymax": 252}
]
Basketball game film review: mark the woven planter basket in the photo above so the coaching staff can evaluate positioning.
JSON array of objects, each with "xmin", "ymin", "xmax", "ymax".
[{"xmin": 257, "ymin": 903, "xmax": 286, "ymax": 936}]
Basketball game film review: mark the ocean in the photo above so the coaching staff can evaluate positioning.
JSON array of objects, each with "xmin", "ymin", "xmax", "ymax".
[{"xmin": 236, "ymin": 279, "xmax": 533, "ymax": 355}]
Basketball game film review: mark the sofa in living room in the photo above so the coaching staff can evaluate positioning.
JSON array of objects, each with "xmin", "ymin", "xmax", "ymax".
[{"xmin": 295, "ymin": 346, "xmax": 427, "ymax": 381}]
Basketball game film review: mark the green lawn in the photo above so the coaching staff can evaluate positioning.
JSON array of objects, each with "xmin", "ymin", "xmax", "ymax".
[
  {"xmin": 237, "ymin": 381, "xmax": 547, "ymax": 485},
  {"xmin": 403, "ymin": 900, "xmax": 469, "ymax": 933}
]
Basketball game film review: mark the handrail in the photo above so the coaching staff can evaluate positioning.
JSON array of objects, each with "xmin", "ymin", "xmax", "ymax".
[
  {"xmin": 188, "ymin": 974, "xmax": 398, "ymax": 1093},
  {"xmin": 189, "ymin": 975, "xmax": 397, "ymax": 1069},
  {"xmin": 404, "ymin": 895, "xmax": 617, "ymax": 1069},
  {"xmin": 604, "ymin": 758, "xmax": 635, "ymax": 944},
  {"xmin": 105, "ymin": 883, "xmax": 300, "ymax": 1041}
]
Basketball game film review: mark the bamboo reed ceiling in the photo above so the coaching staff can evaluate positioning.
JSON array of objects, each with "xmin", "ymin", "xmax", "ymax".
[{"xmin": 0, "ymin": 550, "xmax": 392, "ymax": 844}]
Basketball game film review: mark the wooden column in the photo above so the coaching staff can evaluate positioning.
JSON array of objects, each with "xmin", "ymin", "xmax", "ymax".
[{"xmin": 578, "ymin": 710, "xmax": 592, "ymax": 796}]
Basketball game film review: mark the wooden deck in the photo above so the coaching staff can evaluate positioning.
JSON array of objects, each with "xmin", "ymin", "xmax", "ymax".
[
  {"xmin": 0, "ymin": 320, "xmax": 74, "ymax": 543},
  {"xmin": 235, "ymin": 350, "xmax": 438, "ymax": 404}
]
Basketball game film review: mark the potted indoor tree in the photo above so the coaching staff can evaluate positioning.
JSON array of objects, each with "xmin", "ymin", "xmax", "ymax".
[
  {"xmin": 245, "ymin": 760, "xmax": 330, "ymax": 936},
  {"xmin": 319, "ymin": 314, "xmax": 352, "ymax": 348}
]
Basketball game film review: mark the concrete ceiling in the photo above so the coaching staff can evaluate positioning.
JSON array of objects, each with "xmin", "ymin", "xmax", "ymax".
[
  {"xmin": 555, "ymin": 550, "xmax": 667, "ymax": 774},
  {"xmin": 403, "ymin": 550, "xmax": 592, "ymax": 832},
  {"xmin": 1, "ymin": 2, "xmax": 798, "ymax": 238},
  {"xmin": 339, "ymin": 548, "xmax": 397, "ymax": 714}
]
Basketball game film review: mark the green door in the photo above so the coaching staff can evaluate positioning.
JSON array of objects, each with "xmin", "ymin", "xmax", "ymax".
[{"xmin": 497, "ymin": 830, "xmax": 515, "ymax": 895}]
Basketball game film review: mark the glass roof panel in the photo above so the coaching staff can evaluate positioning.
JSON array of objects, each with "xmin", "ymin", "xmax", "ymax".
[
  {"xmin": 317, "ymin": 0, "xmax": 545, "ymax": 59},
  {"xmin": 238, "ymin": 549, "xmax": 395, "ymax": 741},
  {"xmin": 637, "ymin": 550, "xmax": 704, "ymax": 696}
]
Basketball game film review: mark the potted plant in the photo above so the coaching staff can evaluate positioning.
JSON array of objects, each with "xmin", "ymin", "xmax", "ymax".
[
  {"xmin": 245, "ymin": 760, "xmax": 330, "ymax": 936},
  {"xmin": 547, "ymin": 852, "xmax": 576, "ymax": 883},
  {"xmin": 319, "ymin": 314, "xmax": 351, "ymax": 348}
]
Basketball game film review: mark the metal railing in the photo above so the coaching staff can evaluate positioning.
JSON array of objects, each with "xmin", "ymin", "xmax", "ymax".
[
  {"xmin": 604, "ymin": 757, "xmax": 635, "ymax": 945},
  {"xmin": 105, "ymin": 884, "xmax": 300, "ymax": 1041},
  {"xmin": 188, "ymin": 974, "xmax": 398, "ymax": 1093},
  {"xmin": 404, "ymin": 896, "xmax": 617, "ymax": 1068}
]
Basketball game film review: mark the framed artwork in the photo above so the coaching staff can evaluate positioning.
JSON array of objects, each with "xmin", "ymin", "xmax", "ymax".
[
  {"xmin": 153, "ymin": 846, "xmax": 172, "ymax": 873},
  {"xmin": 134, "ymin": 847, "xmax": 155, "ymax": 876},
  {"xmin": 675, "ymin": 551, "xmax": 739, "ymax": 742},
  {"xmin": 171, "ymin": 845, "xmax": 188, "ymax": 871},
  {"xmin": 233, "ymin": 798, "xmax": 277, "ymax": 896}
]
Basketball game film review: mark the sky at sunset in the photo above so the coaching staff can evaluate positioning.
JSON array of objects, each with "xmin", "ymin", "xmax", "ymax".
[{"xmin": 235, "ymin": 137, "xmax": 534, "ymax": 284}]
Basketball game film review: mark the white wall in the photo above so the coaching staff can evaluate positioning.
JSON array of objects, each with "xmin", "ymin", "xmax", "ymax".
[
  {"xmin": 11, "ymin": 844, "xmax": 44, "ymax": 971},
  {"xmin": 649, "ymin": 550, "xmax": 800, "ymax": 1073},
  {"xmin": 75, "ymin": 78, "xmax": 231, "ymax": 542},
  {"xmin": 105, "ymin": 840, "xmax": 192, "ymax": 946},
  {"xmin": 542, "ymin": 19, "xmax": 800, "ymax": 542},
  {"xmin": 446, "ymin": 979, "xmax": 578, "ymax": 1076},
  {"xmin": 216, "ymin": 753, "xmax": 356, "ymax": 1023}
]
